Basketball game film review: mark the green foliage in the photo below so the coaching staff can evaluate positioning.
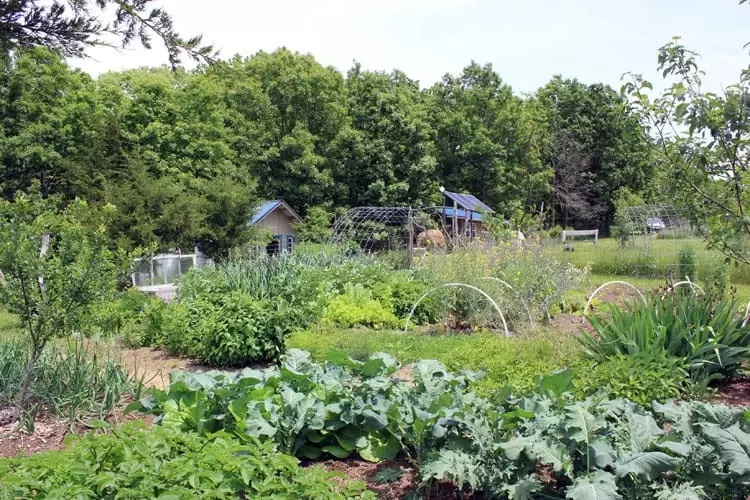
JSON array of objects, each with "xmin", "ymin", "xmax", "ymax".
[
  {"xmin": 130, "ymin": 350, "xmax": 750, "ymax": 499},
  {"xmin": 623, "ymin": 38, "xmax": 750, "ymax": 266},
  {"xmin": 130, "ymin": 349, "xmax": 486, "ymax": 468},
  {"xmin": 324, "ymin": 284, "xmax": 399, "ymax": 329},
  {"xmin": 678, "ymin": 247, "xmax": 697, "ymax": 281},
  {"xmin": 581, "ymin": 294, "xmax": 750, "ymax": 381},
  {"xmin": 610, "ymin": 188, "xmax": 645, "ymax": 248},
  {"xmin": 0, "ymin": 336, "xmax": 142, "ymax": 422},
  {"xmin": 92, "ymin": 289, "xmax": 167, "ymax": 347},
  {"xmin": 159, "ymin": 292, "xmax": 295, "ymax": 367},
  {"xmin": 294, "ymin": 205, "xmax": 333, "ymax": 243},
  {"xmin": 548, "ymin": 225, "xmax": 563, "ymax": 240},
  {"xmin": 577, "ymin": 354, "xmax": 691, "ymax": 407},
  {"xmin": 0, "ymin": 194, "xmax": 127, "ymax": 406},
  {"xmin": 288, "ymin": 327, "xmax": 589, "ymax": 398},
  {"xmin": 0, "ymin": 422, "xmax": 372, "ymax": 499}
]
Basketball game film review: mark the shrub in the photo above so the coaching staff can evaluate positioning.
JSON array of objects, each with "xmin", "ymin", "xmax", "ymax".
[
  {"xmin": 0, "ymin": 423, "xmax": 372, "ymax": 499},
  {"xmin": 581, "ymin": 294, "xmax": 750, "ymax": 381},
  {"xmin": 93, "ymin": 289, "xmax": 168, "ymax": 348},
  {"xmin": 161, "ymin": 292, "xmax": 296, "ymax": 367},
  {"xmin": 324, "ymin": 284, "xmax": 398, "ymax": 329},
  {"xmin": 197, "ymin": 292, "xmax": 294, "ymax": 367},
  {"xmin": 547, "ymin": 225, "xmax": 563, "ymax": 240}
]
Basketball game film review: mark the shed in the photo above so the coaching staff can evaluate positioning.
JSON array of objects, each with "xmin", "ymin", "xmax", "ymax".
[
  {"xmin": 440, "ymin": 188, "xmax": 494, "ymax": 238},
  {"xmin": 251, "ymin": 200, "xmax": 302, "ymax": 255}
]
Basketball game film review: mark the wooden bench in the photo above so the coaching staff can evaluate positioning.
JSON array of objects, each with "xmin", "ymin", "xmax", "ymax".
[{"xmin": 562, "ymin": 229, "xmax": 599, "ymax": 246}]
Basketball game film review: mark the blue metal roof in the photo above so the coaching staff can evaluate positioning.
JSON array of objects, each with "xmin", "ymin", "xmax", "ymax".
[
  {"xmin": 251, "ymin": 200, "xmax": 282, "ymax": 225},
  {"xmin": 443, "ymin": 191, "xmax": 494, "ymax": 213},
  {"xmin": 443, "ymin": 208, "xmax": 484, "ymax": 221}
]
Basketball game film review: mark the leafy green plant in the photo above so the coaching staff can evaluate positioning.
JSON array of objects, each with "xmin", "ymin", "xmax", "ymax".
[
  {"xmin": 577, "ymin": 353, "xmax": 691, "ymax": 407},
  {"xmin": 0, "ymin": 422, "xmax": 373, "ymax": 499},
  {"xmin": 0, "ymin": 195, "xmax": 128, "ymax": 408},
  {"xmin": 131, "ymin": 350, "xmax": 750, "ymax": 499},
  {"xmin": 130, "ymin": 349, "xmax": 489, "ymax": 468},
  {"xmin": 581, "ymin": 293, "xmax": 750, "ymax": 381},
  {"xmin": 0, "ymin": 336, "xmax": 143, "ymax": 422},
  {"xmin": 374, "ymin": 467, "xmax": 404, "ymax": 484},
  {"xmin": 324, "ymin": 284, "xmax": 398, "ymax": 329},
  {"xmin": 159, "ymin": 292, "xmax": 297, "ymax": 367}
]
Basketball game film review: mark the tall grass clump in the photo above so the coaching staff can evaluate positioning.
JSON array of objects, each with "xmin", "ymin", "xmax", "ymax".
[
  {"xmin": 580, "ymin": 293, "xmax": 750, "ymax": 382},
  {"xmin": 0, "ymin": 337, "xmax": 143, "ymax": 422}
]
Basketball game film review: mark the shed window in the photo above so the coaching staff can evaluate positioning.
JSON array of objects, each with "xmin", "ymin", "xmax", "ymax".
[
  {"xmin": 266, "ymin": 235, "xmax": 281, "ymax": 256},
  {"xmin": 286, "ymin": 235, "xmax": 295, "ymax": 254}
]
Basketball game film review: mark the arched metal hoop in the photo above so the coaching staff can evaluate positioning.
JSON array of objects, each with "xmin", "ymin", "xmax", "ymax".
[
  {"xmin": 481, "ymin": 277, "xmax": 535, "ymax": 328},
  {"xmin": 582, "ymin": 281, "xmax": 647, "ymax": 324},
  {"xmin": 404, "ymin": 282, "xmax": 510, "ymax": 337},
  {"xmin": 662, "ymin": 279, "xmax": 705, "ymax": 299}
]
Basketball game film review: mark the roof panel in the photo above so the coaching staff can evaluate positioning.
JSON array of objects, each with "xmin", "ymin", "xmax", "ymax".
[
  {"xmin": 443, "ymin": 191, "xmax": 494, "ymax": 213},
  {"xmin": 251, "ymin": 200, "xmax": 281, "ymax": 225},
  {"xmin": 443, "ymin": 208, "xmax": 484, "ymax": 221}
]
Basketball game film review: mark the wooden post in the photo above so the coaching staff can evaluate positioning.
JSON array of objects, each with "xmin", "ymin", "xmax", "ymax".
[
  {"xmin": 407, "ymin": 207, "xmax": 414, "ymax": 269},
  {"xmin": 452, "ymin": 199, "xmax": 457, "ymax": 241}
]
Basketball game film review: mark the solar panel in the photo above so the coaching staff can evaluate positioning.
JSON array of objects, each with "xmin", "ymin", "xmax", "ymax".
[
  {"xmin": 251, "ymin": 200, "xmax": 281, "ymax": 224},
  {"xmin": 443, "ymin": 191, "xmax": 494, "ymax": 213}
]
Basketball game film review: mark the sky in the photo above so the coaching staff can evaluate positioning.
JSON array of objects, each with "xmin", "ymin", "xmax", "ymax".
[{"xmin": 70, "ymin": 0, "xmax": 750, "ymax": 94}]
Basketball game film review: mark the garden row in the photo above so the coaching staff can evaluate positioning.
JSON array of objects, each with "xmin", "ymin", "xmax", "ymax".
[
  {"xmin": 111, "ymin": 245, "xmax": 589, "ymax": 368},
  {"xmin": 4, "ymin": 349, "xmax": 746, "ymax": 499}
]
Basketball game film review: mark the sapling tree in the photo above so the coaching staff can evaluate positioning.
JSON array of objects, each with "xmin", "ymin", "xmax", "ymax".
[
  {"xmin": 622, "ymin": 38, "xmax": 750, "ymax": 264},
  {"xmin": 0, "ymin": 194, "xmax": 126, "ymax": 408}
]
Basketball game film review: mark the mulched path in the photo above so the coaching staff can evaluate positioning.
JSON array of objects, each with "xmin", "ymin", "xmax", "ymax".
[
  {"xmin": 0, "ymin": 403, "xmax": 153, "ymax": 458},
  {"xmin": 712, "ymin": 376, "xmax": 750, "ymax": 407}
]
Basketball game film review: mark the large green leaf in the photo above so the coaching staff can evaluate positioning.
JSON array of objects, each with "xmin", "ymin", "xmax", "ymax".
[
  {"xmin": 502, "ymin": 475, "xmax": 542, "ymax": 500},
  {"xmin": 566, "ymin": 403, "xmax": 605, "ymax": 445},
  {"xmin": 615, "ymin": 452, "xmax": 681, "ymax": 481},
  {"xmin": 358, "ymin": 433, "xmax": 401, "ymax": 462},
  {"xmin": 565, "ymin": 471, "xmax": 620, "ymax": 500},
  {"xmin": 702, "ymin": 423, "xmax": 750, "ymax": 475},
  {"xmin": 589, "ymin": 439, "xmax": 616, "ymax": 469},
  {"xmin": 535, "ymin": 368, "xmax": 575, "ymax": 398},
  {"xmin": 282, "ymin": 349, "xmax": 313, "ymax": 374},
  {"xmin": 530, "ymin": 439, "xmax": 568, "ymax": 472},
  {"xmin": 322, "ymin": 444, "xmax": 351, "ymax": 459},
  {"xmin": 498, "ymin": 435, "xmax": 535, "ymax": 461}
]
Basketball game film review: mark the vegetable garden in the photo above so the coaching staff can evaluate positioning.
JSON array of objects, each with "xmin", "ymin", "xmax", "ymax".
[{"xmin": 2, "ymin": 232, "xmax": 750, "ymax": 499}]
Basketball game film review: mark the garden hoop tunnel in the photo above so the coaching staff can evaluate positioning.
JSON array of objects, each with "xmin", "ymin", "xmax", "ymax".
[
  {"xmin": 403, "ymin": 282, "xmax": 510, "ymax": 337},
  {"xmin": 582, "ymin": 280, "xmax": 647, "ymax": 324}
]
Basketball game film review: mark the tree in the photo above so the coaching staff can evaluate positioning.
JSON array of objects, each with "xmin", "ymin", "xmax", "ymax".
[
  {"xmin": 219, "ymin": 49, "xmax": 348, "ymax": 213},
  {"xmin": 294, "ymin": 205, "xmax": 333, "ymax": 243},
  {"xmin": 623, "ymin": 39, "xmax": 750, "ymax": 264},
  {"xmin": 537, "ymin": 77, "xmax": 653, "ymax": 230},
  {"xmin": 429, "ymin": 62, "xmax": 550, "ymax": 214},
  {"xmin": 0, "ymin": 194, "xmax": 126, "ymax": 409},
  {"xmin": 328, "ymin": 65, "xmax": 439, "ymax": 207},
  {"xmin": 551, "ymin": 131, "xmax": 600, "ymax": 228},
  {"xmin": 0, "ymin": 0, "xmax": 213, "ymax": 68}
]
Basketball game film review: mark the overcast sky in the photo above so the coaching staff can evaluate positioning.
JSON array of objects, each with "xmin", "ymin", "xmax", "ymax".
[{"xmin": 70, "ymin": 0, "xmax": 750, "ymax": 94}]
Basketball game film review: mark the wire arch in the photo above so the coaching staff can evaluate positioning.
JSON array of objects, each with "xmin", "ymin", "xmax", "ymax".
[{"xmin": 403, "ymin": 282, "xmax": 510, "ymax": 337}]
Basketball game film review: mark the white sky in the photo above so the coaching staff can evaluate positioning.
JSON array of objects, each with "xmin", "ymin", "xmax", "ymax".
[{"xmin": 70, "ymin": 0, "xmax": 750, "ymax": 94}]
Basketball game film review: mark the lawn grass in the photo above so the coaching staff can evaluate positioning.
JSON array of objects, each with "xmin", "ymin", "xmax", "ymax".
[
  {"xmin": 288, "ymin": 325, "xmax": 591, "ymax": 397},
  {"xmin": 552, "ymin": 236, "xmax": 750, "ymax": 285},
  {"xmin": 0, "ymin": 307, "xmax": 22, "ymax": 339}
]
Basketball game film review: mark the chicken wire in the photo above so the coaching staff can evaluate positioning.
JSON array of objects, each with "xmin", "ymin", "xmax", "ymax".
[
  {"xmin": 329, "ymin": 206, "xmax": 483, "ymax": 255},
  {"xmin": 621, "ymin": 205, "xmax": 705, "ymax": 279}
]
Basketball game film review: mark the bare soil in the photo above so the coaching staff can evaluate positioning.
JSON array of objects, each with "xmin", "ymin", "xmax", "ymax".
[
  {"xmin": 712, "ymin": 376, "xmax": 750, "ymax": 407},
  {"xmin": 0, "ymin": 405, "xmax": 153, "ymax": 458}
]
